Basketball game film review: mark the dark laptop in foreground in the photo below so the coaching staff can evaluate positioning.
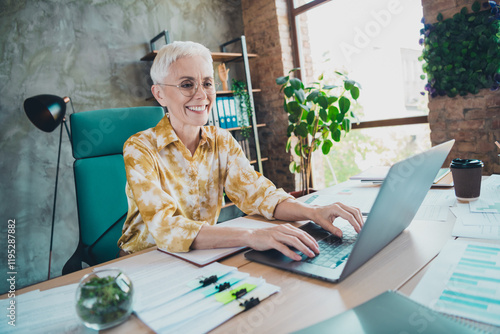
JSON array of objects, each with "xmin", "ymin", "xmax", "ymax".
[{"xmin": 245, "ymin": 140, "xmax": 455, "ymax": 283}]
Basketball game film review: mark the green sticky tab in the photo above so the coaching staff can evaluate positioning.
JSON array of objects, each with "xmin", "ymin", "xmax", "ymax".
[
  {"xmin": 202, "ymin": 277, "xmax": 241, "ymax": 297},
  {"xmin": 215, "ymin": 283, "xmax": 257, "ymax": 304}
]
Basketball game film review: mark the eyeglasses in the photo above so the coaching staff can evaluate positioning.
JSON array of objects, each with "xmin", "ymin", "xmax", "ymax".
[{"xmin": 157, "ymin": 79, "xmax": 220, "ymax": 97}]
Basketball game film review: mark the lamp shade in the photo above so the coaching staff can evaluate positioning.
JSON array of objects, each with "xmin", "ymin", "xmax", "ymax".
[{"xmin": 24, "ymin": 94, "xmax": 69, "ymax": 132}]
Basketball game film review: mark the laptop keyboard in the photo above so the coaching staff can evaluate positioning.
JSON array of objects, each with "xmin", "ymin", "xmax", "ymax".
[{"xmin": 303, "ymin": 229, "xmax": 357, "ymax": 269}]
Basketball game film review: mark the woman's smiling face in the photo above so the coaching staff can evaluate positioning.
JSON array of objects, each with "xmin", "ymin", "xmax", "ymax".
[{"xmin": 154, "ymin": 55, "xmax": 215, "ymax": 128}]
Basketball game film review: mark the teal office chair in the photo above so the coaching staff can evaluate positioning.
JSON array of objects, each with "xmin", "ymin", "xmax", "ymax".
[{"xmin": 62, "ymin": 106, "xmax": 165, "ymax": 274}]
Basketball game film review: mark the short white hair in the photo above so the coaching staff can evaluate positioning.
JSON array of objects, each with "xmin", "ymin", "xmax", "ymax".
[{"xmin": 150, "ymin": 41, "xmax": 213, "ymax": 84}]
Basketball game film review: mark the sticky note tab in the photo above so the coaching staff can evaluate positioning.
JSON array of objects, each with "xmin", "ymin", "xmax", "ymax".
[{"xmin": 215, "ymin": 283, "xmax": 257, "ymax": 304}]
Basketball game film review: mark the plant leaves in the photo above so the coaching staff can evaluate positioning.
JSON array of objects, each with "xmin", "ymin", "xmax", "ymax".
[
  {"xmin": 295, "ymin": 122, "xmax": 308, "ymax": 137},
  {"xmin": 284, "ymin": 86, "xmax": 294, "ymax": 98},
  {"xmin": 294, "ymin": 143, "xmax": 302, "ymax": 157},
  {"xmin": 289, "ymin": 161, "xmax": 297, "ymax": 174},
  {"xmin": 285, "ymin": 136, "xmax": 292, "ymax": 152},
  {"xmin": 471, "ymin": 0, "xmax": 480, "ymax": 12},
  {"xmin": 290, "ymin": 77, "xmax": 302, "ymax": 90},
  {"xmin": 295, "ymin": 89, "xmax": 306, "ymax": 103},
  {"xmin": 338, "ymin": 96, "xmax": 351, "ymax": 113},
  {"xmin": 319, "ymin": 108, "xmax": 328, "ymax": 122},
  {"xmin": 336, "ymin": 112, "xmax": 345, "ymax": 123},
  {"xmin": 287, "ymin": 101, "xmax": 301, "ymax": 115},
  {"xmin": 350, "ymin": 86, "xmax": 360, "ymax": 100},
  {"xmin": 306, "ymin": 109, "xmax": 315, "ymax": 125},
  {"xmin": 317, "ymin": 95, "xmax": 329, "ymax": 109},
  {"xmin": 328, "ymin": 106, "xmax": 339, "ymax": 120},
  {"xmin": 276, "ymin": 76, "xmax": 288, "ymax": 85},
  {"xmin": 331, "ymin": 127, "xmax": 341, "ymax": 142},
  {"xmin": 307, "ymin": 90, "xmax": 320, "ymax": 101},
  {"xmin": 322, "ymin": 140, "xmax": 333, "ymax": 155},
  {"xmin": 342, "ymin": 118, "xmax": 351, "ymax": 133},
  {"xmin": 344, "ymin": 79, "xmax": 355, "ymax": 90},
  {"xmin": 327, "ymin": 96, "xmax": 338, "ymax": 104}
]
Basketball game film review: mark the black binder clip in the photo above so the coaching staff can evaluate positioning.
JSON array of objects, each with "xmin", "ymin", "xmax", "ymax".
[
  {"xmin": 216, "ymin": 282, "xmax": 231, "ymax": 292},
  {"xmin": 232, "ymin": 288, "xmax": 248, "ymax": 299},
  {"xmin": 200, "ymin": 275, "xmax": 218, "ymax": 287},
  {"xmin": 240, "ymin": 297, "xmax": 260, "ymax": 311}
]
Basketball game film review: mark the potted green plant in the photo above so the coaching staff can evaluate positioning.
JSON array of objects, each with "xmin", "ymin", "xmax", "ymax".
[{"xmin": 276, "ymin": 69, "xmax": 361, "ymax": 196}]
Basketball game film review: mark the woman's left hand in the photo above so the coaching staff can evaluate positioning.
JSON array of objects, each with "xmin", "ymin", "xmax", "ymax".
[{"xmin": 311, "ymin": 202, "xmax": 364, "ymax": 238}]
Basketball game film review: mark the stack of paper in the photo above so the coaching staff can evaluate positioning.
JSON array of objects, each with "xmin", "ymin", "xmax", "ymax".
[
  {"xmin": 411, "ymin": 238, "xmax": 500, "ymax": 327},
  {"xmin": 98, "ymin": 251, "xmax": 280, "ymax": 333},
  {"xmin": 451, "ymin": 175, "xmax": 500, "ymax": 239},
  {"xmin": 0, "ymin": 285, "xmax": 81, "ymax": 333},
  {"xmin": 0, "ymin": 251, "xmax": 279, "ymax": 333},
  {"xmin": 415, "ymin": 188, "xmax": 456, "ymax": 221}
]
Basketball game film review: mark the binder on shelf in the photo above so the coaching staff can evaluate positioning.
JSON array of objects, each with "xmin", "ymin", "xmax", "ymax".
[
  {"xmin": 244, "ymin": 139, "xmax": 251, "ymax": 160},
  {"xmin": 239, "ymin": 139, "xmax": 250, "ymax": 160},
  {"xmin": 216, "ymin": 97, "xmax": 227, "ymax": 129},
  {"xmin": 222, "ymin": 97, "xmax": 232, "ymax": 128},
  {"xmin": 234, "ymin": 95, "xmax": 250, "ymax": 127},
  {"xmin": 211, "ymin": 101, "xmax": 220, "ymax": 127},
  {"xmin": 207, "ymin": 107, "xmax": 214, "ymax": 126},
  {"xmin": 228, "ymin": 96, "xmax": 238, "ymax": 128}
]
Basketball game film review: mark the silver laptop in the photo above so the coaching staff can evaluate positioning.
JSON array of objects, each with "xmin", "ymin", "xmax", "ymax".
[{"xmin": 245, "ymin": 140, "xmax": 454, "ymax": 283}]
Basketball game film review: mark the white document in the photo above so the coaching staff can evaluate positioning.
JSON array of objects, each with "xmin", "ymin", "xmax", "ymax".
[
  {"xmin": 414, "ymin": 188, "xmax": 456, "ymax": 221},
  {"xmin": 451, "ymin": 203, "xmax": 500, "ymax": 226},
  {"xmin": 452, "ymin": 216, "xmax": 500, "ymax": 240},
  {"xmin": 411, "ymin": 238, "xmax": 500, "ymax": 326},
  {"xmin": 158, "ymin": 217, "xmax": 278, "ymax": 266},
  {"xmin": 469, "ymin": 174, "xmax": 500, "ymax": 214},
  {"xmin": 142, "ymin": 277, "xmax": 280, "ymax": 334},
  {"xmin": 97, "ymin": 253, "xmax": 237, "ymax": 312},
  {"xmin": 450, "ymin": 201, "xmax": 500, "ymax": 239},
  {"xmin": 0, "ymin": 284, "xmax": 87, "ymax": 333}
]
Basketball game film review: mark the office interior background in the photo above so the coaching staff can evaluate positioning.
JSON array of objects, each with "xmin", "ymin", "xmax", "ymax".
[{"xmin": 1, "ymin": 0, "xmax": 499, "ymax": 294}]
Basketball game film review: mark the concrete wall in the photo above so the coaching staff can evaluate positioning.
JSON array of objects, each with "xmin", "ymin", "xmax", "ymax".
[{"xmin": 0, "ymin": 0, "xmax": 243, "ymax": 293}]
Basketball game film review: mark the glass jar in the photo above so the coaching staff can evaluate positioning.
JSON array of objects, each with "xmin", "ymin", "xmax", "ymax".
[{"xmin": 75, "ymin": 268, "xmax": 134, "ymax": 330}]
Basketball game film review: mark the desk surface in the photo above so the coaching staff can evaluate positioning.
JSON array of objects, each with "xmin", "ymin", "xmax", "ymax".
[
  {"xmin": 5, "ymin": 217, "xmax": 455, "ymax": 334},
  {"xmin": 8, "ymin": 181, "xmax": 499, "ymax": 333}
]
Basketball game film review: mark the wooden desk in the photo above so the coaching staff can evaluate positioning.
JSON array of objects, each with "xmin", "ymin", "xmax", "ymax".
[
  {"xmin": 4, "ymin": 217, "xmax": 455, "ymax": 333},
  {"xmin": 212, "ymin": 218, "xmax": 455, "ymax": 333},
  {"xmin": 5, "ymin": 180, "xmax": 472, "ymax": 333}
]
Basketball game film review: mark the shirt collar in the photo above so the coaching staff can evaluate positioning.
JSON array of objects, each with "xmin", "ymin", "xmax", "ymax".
[{"xmin": 154, "ymin": 114, "xmax": 215, "ymax": 152}]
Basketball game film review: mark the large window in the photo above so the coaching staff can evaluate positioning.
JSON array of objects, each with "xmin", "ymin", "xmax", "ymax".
[{"xmin": 290, "ymin": 0, "xmax": 431, "ymax": 187}]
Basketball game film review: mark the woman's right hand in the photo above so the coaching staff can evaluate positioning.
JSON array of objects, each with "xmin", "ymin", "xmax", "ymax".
[{"xmin": 247, "ymin": 223, "xmax": 319, "ymax": 261}]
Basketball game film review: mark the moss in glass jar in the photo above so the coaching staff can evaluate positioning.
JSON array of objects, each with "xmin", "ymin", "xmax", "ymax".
[{"xmin": 76, "ymin": 275, "xmax": 132, "ymax": 325}]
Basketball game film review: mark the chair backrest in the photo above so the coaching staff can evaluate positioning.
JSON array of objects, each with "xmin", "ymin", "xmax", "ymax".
[{"xmin": 70, "ymin": 106, "xmax": 165, "ymax": 265}]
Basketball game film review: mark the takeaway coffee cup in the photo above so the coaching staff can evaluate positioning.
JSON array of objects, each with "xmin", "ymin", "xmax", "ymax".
[{"xmin": 450, "ymin": 158, "xmax": 484, "ymax": 202}]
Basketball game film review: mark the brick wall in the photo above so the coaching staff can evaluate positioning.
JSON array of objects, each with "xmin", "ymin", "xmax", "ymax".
[
  {"xmin": 422, "ymin": 0, "xmax": 500, "ymax": 174},
  {"xmin": 241, "ymin": 0, "xmax": 296, "ymax": 191}
]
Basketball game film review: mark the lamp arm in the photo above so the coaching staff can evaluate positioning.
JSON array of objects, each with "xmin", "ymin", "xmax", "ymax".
[
  {"xmin": 63, "ymin": 96, "xmax": 75, "ymax": 146},
  {"xmin": 47, "ymin": 121, "xmax": 64, "ymax": 280},
  {"xmin": 63, "ymin": 119, "xmax": 72, "ymax": 146}
]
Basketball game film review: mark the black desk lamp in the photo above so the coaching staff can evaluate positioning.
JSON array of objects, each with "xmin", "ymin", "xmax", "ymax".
[{"xmin": 23, "ymin": 94, "xmax": 73, "ymax": 280}]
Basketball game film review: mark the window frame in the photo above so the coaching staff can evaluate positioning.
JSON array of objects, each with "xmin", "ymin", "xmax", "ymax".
[{"xmin": 287, "ymin": 0, "xmax": 429, "ymax": 129}]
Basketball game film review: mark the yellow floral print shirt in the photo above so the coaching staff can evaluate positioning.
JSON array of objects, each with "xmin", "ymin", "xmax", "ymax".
[{"xmin": 118, "ymin": 115, "xmax": 293, "ymax": 253}]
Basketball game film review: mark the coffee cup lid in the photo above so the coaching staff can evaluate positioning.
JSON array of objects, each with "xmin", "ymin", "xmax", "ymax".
[{"xmin": 450, "ymin": 158, "xmax": 484, "ymax": 168}]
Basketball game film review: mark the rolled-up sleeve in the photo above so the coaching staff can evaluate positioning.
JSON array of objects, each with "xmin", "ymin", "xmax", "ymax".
[{"xmin": 223, "ymin": 135, "xmax": 293, "ymax": 219}]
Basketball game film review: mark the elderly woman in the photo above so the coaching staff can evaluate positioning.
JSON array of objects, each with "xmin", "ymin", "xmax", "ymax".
[{"xmin": 118, "ymin": 41, "xmax": 363, "ymax": 261}]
